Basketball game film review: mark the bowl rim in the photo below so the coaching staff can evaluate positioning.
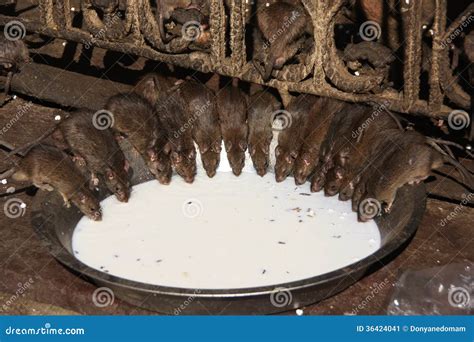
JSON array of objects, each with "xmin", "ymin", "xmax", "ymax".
[{"xmin": 31, "ymin": 180, "xmax": 426, "ymax": 299}]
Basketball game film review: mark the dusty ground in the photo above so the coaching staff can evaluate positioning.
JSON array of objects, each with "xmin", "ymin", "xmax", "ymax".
[{"xmin": 0, "ymin": 96, "xmax": 472, "ymax": 315}]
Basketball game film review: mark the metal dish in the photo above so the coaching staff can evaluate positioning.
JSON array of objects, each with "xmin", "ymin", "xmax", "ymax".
[{"xmin": 30, "ymin": 143, "xmax": 426, "ymax": 315}]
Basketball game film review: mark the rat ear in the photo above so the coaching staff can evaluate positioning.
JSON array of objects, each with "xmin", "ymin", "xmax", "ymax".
[
  {"xmin": 163, "ymin": 142, "xmax": 172, "ymax": 155},
  {"xmin": 200, "ymin": 143, "xmax": 209, "ymax": 154},
  {"xmin": 239, "ymin": 141, "xmax": 247, "ymax": 152},
  {"xmin": 78, "ymin": 192, "xmax": 87, "ymax": 203},
  {"xmin": 335, "ymin": 167, "xmax": 344, "ymax": 179},
  {"xmin": 171, "ymin": 151, "xmax": 182, "ymax": 163},
  {"xmin": 290, "ymin": 150, "xmax": 298, "ymax": 159},
  {"xmin": 212, "ymin": 141, "xmax": 222, "ymax": 153},
  {"xmin": 189, "ymin": 149, "xmax": 196, "ymax": 159},
  {"xmin": 106, "ymin": 169, "xmax": 115, "ymax": 180},
  {"xmin": 274, "ymin": 56, "xmax": 285, "ymax": 69},
  {"xmin": 303, "ymin": 155, "xmax": 311, "ymax": 166},
  {"xmin": 225, "ymin": 142, "xmax": 232, "ymax": 153},
  {"xmin": 275, "ymin": 146, "xmax": 282, "ymax": 157},
  {"xmin": 147, "ymin": 148, "xmax": 158, "ymax": 161},
  {"xmin": 250, "ymin": 146, "xmax": 256, "ymax": 156}
]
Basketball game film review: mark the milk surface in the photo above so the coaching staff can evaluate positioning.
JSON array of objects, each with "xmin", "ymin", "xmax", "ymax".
[{"xmin": 72, "ymin": 149, "xmax": 381, "ymax": 289}]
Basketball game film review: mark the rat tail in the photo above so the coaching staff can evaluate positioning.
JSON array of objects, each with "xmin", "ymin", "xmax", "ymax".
[{"xmin": 427, "ymin": 139, "xmax": 474, "ymax": 189}]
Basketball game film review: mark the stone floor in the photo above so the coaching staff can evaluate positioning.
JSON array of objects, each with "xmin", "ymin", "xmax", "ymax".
[{"xmin": 0, "ymin": 97, "xmax": 472, "ymax": 315}]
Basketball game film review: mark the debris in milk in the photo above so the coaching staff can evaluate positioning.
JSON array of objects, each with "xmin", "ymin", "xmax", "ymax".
[{"xmin": 72, "ymin": 168, "xmax": 381, "ymax": 289}]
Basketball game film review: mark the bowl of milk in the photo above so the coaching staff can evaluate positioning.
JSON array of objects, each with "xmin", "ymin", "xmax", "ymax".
[{"xmin": 30, "ymin": 142, "xmax": 426, "ymax": 314}]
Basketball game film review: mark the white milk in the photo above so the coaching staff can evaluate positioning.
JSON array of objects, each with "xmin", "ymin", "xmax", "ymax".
[{"xmin": 72, "ymin": 146, "xmax": 381, "ymax": 289}]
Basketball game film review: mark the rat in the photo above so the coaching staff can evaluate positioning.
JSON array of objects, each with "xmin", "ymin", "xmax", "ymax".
[
  {"xmin": 155, "ymin": 86, "xmax": 197, "ymax": 183},
  {"xmin": 105, "ymin": 92, "xmax": 172, "ymax": 185},
  {"xmin": 3, "ymin": 144, "xmax": 102, "ymax": 221},
  {"xmin": 337, "ymin": 128, "xmax": 402, "ymax": 202},
  {"xmin": 274, "ymin": 94, "xmax": 320, "ymax": 182},
  {"xmin": 310, "ymin": 103, "xmax": 369, "ymax": 193},
  {"xmin": 157, "ymin": 0, "xmax": 210, "ymax": 43},
  {"xmin": 357, "ymin": 135, "xmax": 473, "ymax": 219},
  {"xmin": 54, "ymin": 109, "xmax": 131, "ymax": 202},
  {"xmin": 293, "ymin": 97, "xmax": 346, "ymax": 185},
  {"xmin": 178, "ymin": 79, "xmax": 221, "ymax": 178},
  {"xmin": 0, "ymin": 38, "xmax": 30, "ymax": 105},
  {"xmin": 133, "ymin": 72, "xmax": 173, "ymax": 107},
  {"xmin": 323, "ymin": 108, "xmax": 403, "ymax": 196},
  {"xmin": 216, "ymin": 78, "xmax": 248, "ymax": 176},
  {"xmin": 253, "ymin": 1, "xmax": 312, "ymax": 81},
  {"xmin": 247, "ymin": 90, "xmax": 281, "ymax": 176}
]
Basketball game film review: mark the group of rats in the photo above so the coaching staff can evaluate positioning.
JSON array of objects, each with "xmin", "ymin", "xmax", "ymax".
[{"xmin": 2, "ymin": 71, "xmax": 472, "ymax": 222}]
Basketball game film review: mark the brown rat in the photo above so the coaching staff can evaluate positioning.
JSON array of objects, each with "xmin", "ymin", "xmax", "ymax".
[
  {"xmin": 0, "ymin": 38, "xmax": 30, "ymax": 105},
  {"xmin": 253, "ymin": 1, "xmax": 312, "ymax": 81},
  {"xmin": 55, "ymin": 109, "xmax": 131, "ymax": 202},
  {"xmin": 216, "ymin": 79, "xmax": 248, "ymax": 176},
  {"xmin": 324, "ymin": 108, "xmax": 403, "ymax": 196},
  {"xmin": 357, "ymin": 135, "xmax": 473, "ymax": 220},
  {"xmin": 133, "ymin": 72, "xmax": 173, "ymax": 107},
  {"xmin": 178, "ymin": 79, "xmax": 221, "ymax": 178},
  {"xmin": 247, "ymin": 90, "xmax": 281, "ymax": 176},
  {"xmin": 157, "ymin": 0, "xmax": 210, "ymax": 43},
  {"xmin": 8, "ymin": 144, "xmax": 102, "ymax": 221},
  {"xmin": 294, "ymin": 97, "xmax": 346, "ymax": 185},
  {"xmin": 105, "ymin": 92, "xmax": 172, "ymax": 185},
  {"xmin": 156, "ymin": 87, "xmax": 197, "ymax": 183},
  {"xmin": 310, "ymin": 104, "xmax": 368, "ymax": 192},
  {"xmin": 338, "ymin": 128, "xmax": 402, "ymax": 202},
  {"xmin": 275, "ymin": 94, "xmax": 320, "ymax": 182}
]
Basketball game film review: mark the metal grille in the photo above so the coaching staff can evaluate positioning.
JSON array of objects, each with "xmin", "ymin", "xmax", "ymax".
[{"xmin": 0, "ymin": 0, "xmax": 472, "ymax": 118}]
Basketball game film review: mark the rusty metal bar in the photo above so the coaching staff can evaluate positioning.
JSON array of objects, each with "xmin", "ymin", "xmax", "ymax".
[{"xmin": 429, "ymin": 0, "xmax": 446, "ymax": 111}]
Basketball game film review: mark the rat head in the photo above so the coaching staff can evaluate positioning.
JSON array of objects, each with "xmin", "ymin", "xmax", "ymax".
[
  {"xmin": 324, "ymin": 166, "xmax": 345, "ymax": 197},
  {"xmin": 374, "ymin": 145, "xmax": 438, "ymax": 209},
  {"xmin": 147, "ymin": 146, "xmax": 172, "ymax": 185},
  {"xmin": 339, "ymin": 175, "xmax": 360, "ymax": 201},
  {"xmin": 224, "ymin": 135, "xmax": 247, "ymax": 176},
  {"xmin": 249, "ymin": 139, "xmax": 270, "ymax": 177},
  {"xmin": 199, "ymin": 140, "xmax": 221, "ymax": 178},
  {"xmin": 73, "ymin": 190, "xmax": 102, "ymax": 221},
  {"xmin": 275, "ymin": 145, "xmax": 298, "ymax": 182},
  {"xmin": 104, "ymin": 168, "xmax": 130, "ymax": 203},
  {"xmin": 294, "ymin": 151, "xmax": 318, "ymax": 185},
  {"xmin": 171, "ymin": 145, "xmax": 197, "ymax": 183}
]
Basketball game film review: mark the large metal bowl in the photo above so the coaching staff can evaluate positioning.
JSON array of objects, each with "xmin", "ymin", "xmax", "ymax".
[{"xmin": 30, "ymin": 143, "xmax": 426, "ymax": 315}]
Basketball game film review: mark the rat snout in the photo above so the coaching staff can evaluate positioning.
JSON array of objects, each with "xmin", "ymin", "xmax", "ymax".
[
  {"xmin": 116, "ymin": 190, "xmax": 129, "ymax": 203},
  {"xmin": 206, "ymin": 169, "xmax": 217, "ymax": 178},
  {"xmin": 339, "ymin": 187, "xmax": 353, "ymax": 201},
  {"xmin": 91, "ymin": 210, "xmax": 102, "ymax": 221},
  {"xmin": 311, "ymin": 174, "xmax": 325, "ymax": 192},
  {"xmin": 324, "ymin": 182, "xmax": 339, "ymax": 197}
]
